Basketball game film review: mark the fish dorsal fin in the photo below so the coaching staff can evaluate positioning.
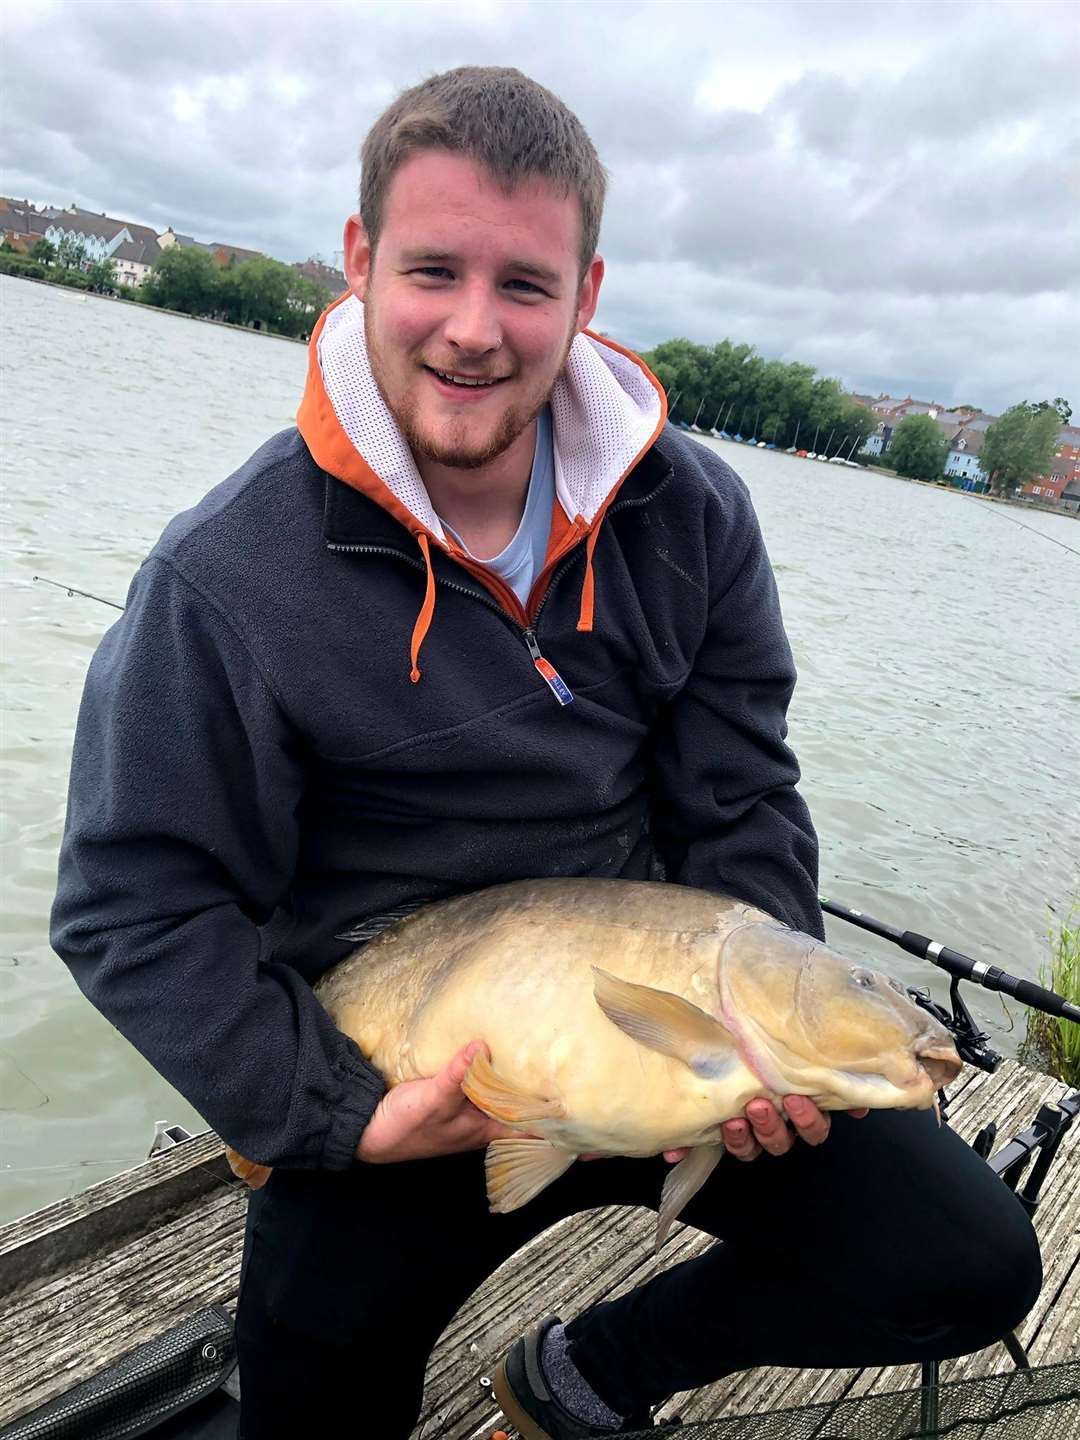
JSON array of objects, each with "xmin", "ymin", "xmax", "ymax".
[
  {"xmin": 484, "ymin": 1138, "xmax": 578, "ymax": 1213},
  {"xmin": 463, "ymin": 1050, "xmax": 567, "ymax": 1126},
  {"xmin": 591, "ymin": 967, "xmax": 737, "ymax": 1078}
]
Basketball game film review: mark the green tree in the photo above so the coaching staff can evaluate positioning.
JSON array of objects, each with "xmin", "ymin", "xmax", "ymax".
[
  {"xmin": 55, "ymin": 233, "xmax": 88, "ymax": 271},
  {"xmin": 30, "ymin": 237, "xmax": 56, "ymax": 265},
  {"xmin": 141, "ymin": 245, "xmax": 221, "ymax": 316},
  {"xmin": 86, "ymin": 257, "xmax": 118, "ymax": 294},
  {"xmin": 888, "ymin": 414, "xmax": 948, "ymax": 481},
  {"xmin": 981, "ymin": 401, "xmax": 1065, "ymax": 497}
]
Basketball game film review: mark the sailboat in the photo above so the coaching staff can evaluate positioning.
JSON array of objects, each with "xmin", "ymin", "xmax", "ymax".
[
  {"xmin": 817, "ymin": 427, "xmax": 835, "ymax": 462},
  {"xmin": 689, "ymin": 397, "xmax": 707, "ymax": 433},
  {"xmin": 786, "ymin": 419, "xmax": 801, "ymax": 455},
  {"xmin": 807, "ymin": 425, "xmax": 820, "ymax": 460}
]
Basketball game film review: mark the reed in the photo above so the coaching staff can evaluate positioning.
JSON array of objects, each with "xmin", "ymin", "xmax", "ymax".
[{"xmin": 1020, "ymin": 902, "xmax": 1080, "ymax": 1087}]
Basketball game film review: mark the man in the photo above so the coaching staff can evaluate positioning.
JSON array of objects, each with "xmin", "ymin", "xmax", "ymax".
[{"xmin": 53, "ymin": 67, "xmax": 1039, "ymax": 1439}]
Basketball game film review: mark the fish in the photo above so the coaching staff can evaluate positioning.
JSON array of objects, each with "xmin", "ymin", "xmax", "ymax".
[{"xmin": 226, "ymin": 878, "xmax": 962, "ymax": 1247}]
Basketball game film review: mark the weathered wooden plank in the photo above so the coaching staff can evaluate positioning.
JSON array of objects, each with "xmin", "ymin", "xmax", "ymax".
[
  {"xmin": 0, "ymin": 1059, "xmax": 1074, "ymax": 1438},
  {"xmin": 0, "ymin": 1131, "xmax": 233, "ymax": 1296},
  {"xmin": 0, "ymin": 1186, "xmax": 247, "ymax": 1426}
]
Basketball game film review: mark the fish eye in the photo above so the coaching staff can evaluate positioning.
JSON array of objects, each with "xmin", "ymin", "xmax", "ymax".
[{"xmin": 850, "ymin": 967, "xmax": 877, "ymax": 990}]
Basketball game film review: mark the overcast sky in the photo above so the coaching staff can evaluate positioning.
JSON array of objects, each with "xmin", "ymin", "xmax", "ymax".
[{"xmin": 4, "ymin": 0, "xmax": 1078, "ymax": 413}]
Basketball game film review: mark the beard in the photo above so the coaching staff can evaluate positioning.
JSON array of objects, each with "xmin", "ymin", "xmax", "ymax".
[{"xmin": 364, "ymin": 302, "xmax": 574, "ymax": 471}]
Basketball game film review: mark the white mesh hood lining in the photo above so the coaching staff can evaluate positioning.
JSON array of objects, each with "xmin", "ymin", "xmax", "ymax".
[{"xmin": 317, "ymin": 295, "xmax": 661, "ymax": 539}]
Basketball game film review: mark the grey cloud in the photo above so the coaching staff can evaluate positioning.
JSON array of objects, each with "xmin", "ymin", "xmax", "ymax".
[{"xmin": 3, "ymin": 0, "xmax": 1078, "ymax": 412}]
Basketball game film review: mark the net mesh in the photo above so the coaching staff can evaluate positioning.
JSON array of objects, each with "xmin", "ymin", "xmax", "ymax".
[
  {"xmin": 318, "ymin": 295, "xmax": 662, "ymax": 533},
  {"xmin": 627, "ymin": 1361, "xmax": 1080, "ymax": 1440},
  {"xmin": 1, "ymin": 1307, "xmax": 235, "ymax": 1440}
]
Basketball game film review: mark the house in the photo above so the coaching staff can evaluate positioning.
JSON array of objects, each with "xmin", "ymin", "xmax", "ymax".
[
  {"xmin": 110, "ymin": 237, "xmax": 162, "ymax": 288},
  {"xmin": 156, "ymin": 228, "xmax": 212, "ymax": 253},
  {"xmin": 292, "ymin": 257, "xmax": 346, "ymax": 295},
  {"xmin": 43, "ymin": 210, "xmax": 132, "ymax": 266},
  {"xmin": 209, "ymin": 242, "xmax": 264, "ymax": 268},
  {"xmin": 1022, "ymin": 426, "xmax": 1080, "ymax": 504},
  {"xmin": 942, "ymin": 427, "xmax": 988, "ymax": 485},
  {"xmin": 0, "ymin": 198, "xmax": 51, "ymax": 250}
]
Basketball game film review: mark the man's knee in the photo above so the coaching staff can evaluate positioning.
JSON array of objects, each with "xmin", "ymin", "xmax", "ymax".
[{"xmin": 890, "ymin": 1196, "xmax": 1042, "ymax": 1356}]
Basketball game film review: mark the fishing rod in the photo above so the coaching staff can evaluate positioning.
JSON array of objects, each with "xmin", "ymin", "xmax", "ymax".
[
  {"xmin": 820, "ymin": 895, "xmax": 1080, "ymax": 1025},
  {"xmin": 33, "ymin": 575, "xmax": 123, "ymax": 610}
]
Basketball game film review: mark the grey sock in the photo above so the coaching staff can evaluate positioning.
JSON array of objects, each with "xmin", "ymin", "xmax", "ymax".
[{"xmin": 539, "ymin": 1321, "xmax": 626, "ymax": 1431}]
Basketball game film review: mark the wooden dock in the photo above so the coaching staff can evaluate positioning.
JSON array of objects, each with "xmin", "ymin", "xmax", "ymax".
[{"xmin": 1, "ymin": 1058, "xmax": 1077, "ymax": 1436}]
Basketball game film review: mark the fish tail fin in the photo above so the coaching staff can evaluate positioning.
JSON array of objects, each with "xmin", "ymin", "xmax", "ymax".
[{"xmin": 225, "ymin": 1147, "xmax": 273, "ymax": 1189}]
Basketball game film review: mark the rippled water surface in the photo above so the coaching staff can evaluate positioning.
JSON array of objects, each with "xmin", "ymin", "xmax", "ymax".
[{"xmin": 2, "ymin": 276, "xmax": 1078, "ymax": 1223}]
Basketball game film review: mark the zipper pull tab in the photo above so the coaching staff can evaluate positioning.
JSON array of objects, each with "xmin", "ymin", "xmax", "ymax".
[{"xmin": 523, "ymin": 629, "xmax": 574, "ymax": 707}]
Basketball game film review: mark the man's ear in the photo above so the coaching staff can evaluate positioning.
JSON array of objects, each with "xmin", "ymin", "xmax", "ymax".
[
  {"xmin": 575, "ymin": 254, "xmax": 605, "ymax": 334},
  {"xmin": 343, "ymin": 214, "xmax": 373, "ymax": 303}
]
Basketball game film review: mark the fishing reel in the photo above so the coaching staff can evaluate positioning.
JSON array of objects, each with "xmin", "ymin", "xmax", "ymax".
[{"xmin": 906, "ymin": 975, "xmax": 1001, "ymax": 1074}]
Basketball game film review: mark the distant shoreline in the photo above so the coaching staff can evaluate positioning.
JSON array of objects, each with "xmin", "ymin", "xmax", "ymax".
[
  {"xmin": 701, "ymin": 437, "xmax": 1079, "ymax": 523},
  {"xmin": 1, "ymin": 270, "xmax": 307, "ymax": 344}
]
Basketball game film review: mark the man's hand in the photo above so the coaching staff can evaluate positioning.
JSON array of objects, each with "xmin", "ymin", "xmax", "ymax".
[
  {"xmin": 356, "ymin": 1040, "xmax": 519, "ymax": 1164},
  {"xmin": 721, "ymin": 1097, "xmax": 869, "ymax": 1161}
]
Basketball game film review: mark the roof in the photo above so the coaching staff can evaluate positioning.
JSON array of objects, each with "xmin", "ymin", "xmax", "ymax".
[
  {"xmin": 168, "ymin": 231, "xmax": 212, "ymax": 250},
  {"xmin": 210, "ymin": 242, "xmax": 264, "ymax": 267},
  {"xmin": 947, "ymin": 427, "xmax": 986, "ymax": 456},
  {"xmin": 292, "ymin": 258, "xmax": 346, "ymax": 292},
  {"xmin": 111, "ymin": 237, "xmax": 161, "ymax": 266},
  {"xmin": 47, "ymin": 212, "xmax": 130, "ymax": 243},
  {"xmin": 0, "ymin": 202, "xmax": 49, "ymax": 237}
]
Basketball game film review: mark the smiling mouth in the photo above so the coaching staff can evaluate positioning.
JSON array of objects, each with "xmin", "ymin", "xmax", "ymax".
[{"xmin": 425, "ymin": 365, "xmax": 510, "ymax": 390}]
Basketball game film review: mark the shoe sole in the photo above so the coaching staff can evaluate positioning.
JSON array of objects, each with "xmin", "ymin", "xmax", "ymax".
[{"xmin": 492, "ymin": 1355, "xmax": 555, "ymax": 1440}]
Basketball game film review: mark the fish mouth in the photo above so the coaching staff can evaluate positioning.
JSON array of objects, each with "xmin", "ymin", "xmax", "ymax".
[{"xmin": 917, "ymin": 1045, "xmax": 962, "ymax": 1088}]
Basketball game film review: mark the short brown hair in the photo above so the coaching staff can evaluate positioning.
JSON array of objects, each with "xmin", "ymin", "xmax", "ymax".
[{"xmin": 359, "ymin": 66, "xmax": 607, "ymax": 277}]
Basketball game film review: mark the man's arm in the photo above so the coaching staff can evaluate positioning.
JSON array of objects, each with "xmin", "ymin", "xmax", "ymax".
[
  {"xmin": 649, "ymin": 468, "xmax": 823, "ymax": 941},
  {"xmin": 50, "ymin": 555, "xmax": 385, "ymax": 1169}
]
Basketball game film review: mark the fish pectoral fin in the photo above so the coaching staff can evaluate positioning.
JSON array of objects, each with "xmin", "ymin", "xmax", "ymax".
[
  {"xmin": 225, "ymin": 1148, "xmax": 273, "ymax": 1189},
  {"xmin": 655, "ymin": 1144, "xmax": 724, "ymax": 1252},
  {"xmin": 462, "ymin": 1050, "xmax": 566, "ymax": 1126},
  {"xmin": 485, "ymin": 1138, "xmax": 578, "ymax": 1213},
  {"xmin": 591, "ymin": 967, "xmax": 737, "ymax": 1078}
]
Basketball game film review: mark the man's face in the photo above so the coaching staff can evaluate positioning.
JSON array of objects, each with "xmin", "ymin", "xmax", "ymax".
[{"xmin": 344, "ymin": 150, "xmax": 603, "ymax": 471}]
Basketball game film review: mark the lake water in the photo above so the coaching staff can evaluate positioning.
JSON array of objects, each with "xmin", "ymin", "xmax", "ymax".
[{"xmin": 2, "ymin": 275, "xmax": 1078, "ymax": 1224}]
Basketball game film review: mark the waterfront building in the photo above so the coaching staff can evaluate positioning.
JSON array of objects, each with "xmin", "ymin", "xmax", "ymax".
[{"xmin": 942, "ymin": 428, "xmax": 988, "ymax": 484}]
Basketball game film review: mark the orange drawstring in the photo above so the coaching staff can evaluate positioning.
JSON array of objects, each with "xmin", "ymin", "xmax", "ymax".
[
  {"xmin": 410, "ymin": 533, "xmax": 437, "ymax": 682},
  {"xmin": 576, "ymin": 522, "xmax": 602, "ymax": 632}
]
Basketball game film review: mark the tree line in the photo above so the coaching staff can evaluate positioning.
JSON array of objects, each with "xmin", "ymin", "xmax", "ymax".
[
  {"xmin": 641, "ymin": 337, "xmax": 876, "ymax": 459},
  {"xmin": 0, "ymin": 234, "xmax": 336, "ymax": 341},
  {"xmin": 644, "ymin": 336, "xmax": 1071, "ymax": 499}
]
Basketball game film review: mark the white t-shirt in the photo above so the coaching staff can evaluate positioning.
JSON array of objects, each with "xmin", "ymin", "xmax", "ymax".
[{"xmin": 440, "ymin": 406, "xmax": 555, "ymax": 607}]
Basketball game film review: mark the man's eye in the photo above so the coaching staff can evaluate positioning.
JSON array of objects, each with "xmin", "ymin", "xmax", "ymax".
[
  {"xmin": 506, "ymin": 279, "xmax": 545, "ymax": 295},
  {"xmin": 414, "ymin": 267, "xmax": 452, "ymax": 280}
]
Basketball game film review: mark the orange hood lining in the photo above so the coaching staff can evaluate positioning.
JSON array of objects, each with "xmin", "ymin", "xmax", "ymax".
[{"xmin": 297, "ymin": 292, "xmax": 669, "ymax": 676}]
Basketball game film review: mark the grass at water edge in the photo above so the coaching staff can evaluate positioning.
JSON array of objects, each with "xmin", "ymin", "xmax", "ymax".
[{"xmin": 1019, "ymin": 902, "xmax": 1080, "ymax": 1087}]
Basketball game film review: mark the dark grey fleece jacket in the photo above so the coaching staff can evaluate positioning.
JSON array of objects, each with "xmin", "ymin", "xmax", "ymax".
[{"xmin": 50, "ymin": 423, "xmax": 821, "ymax": 1170}]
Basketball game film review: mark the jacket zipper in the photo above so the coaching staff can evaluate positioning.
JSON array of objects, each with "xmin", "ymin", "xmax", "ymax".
[
  {"xmin": 328, "ymin": 540, "xmax": 575, "ymax": 704},
  {"xmin": 326, "ymin": 467, "xmax": 673, "ymax": 709}
]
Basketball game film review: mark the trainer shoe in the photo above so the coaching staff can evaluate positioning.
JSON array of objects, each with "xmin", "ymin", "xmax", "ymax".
[{"xmin": 491, "ymin": 1315, "xmax": 660, "ymax": 1439}]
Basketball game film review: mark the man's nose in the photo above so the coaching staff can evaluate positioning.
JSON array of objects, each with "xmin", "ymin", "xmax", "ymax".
[{"xmin": 443, "ymin": 281, "xmax": 503, "ymax": 355}]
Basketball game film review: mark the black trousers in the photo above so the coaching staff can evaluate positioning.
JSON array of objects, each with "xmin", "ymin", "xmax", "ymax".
[{"xmin": 234, "ymin": 1110, "xmax": 1041, "ymax": 1437}]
